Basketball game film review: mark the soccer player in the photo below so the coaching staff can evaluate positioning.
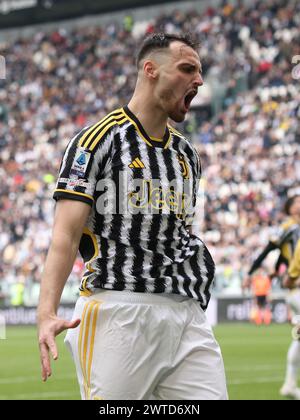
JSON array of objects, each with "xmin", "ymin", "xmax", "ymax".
[
  {"xmin": 37, "ymin": 33, "xmax": 228, "ymax": 400},
  {"xmin": 245, "ymin": 195, "xmax": 300, "ymax": 399},
  {"xmin": 246, "ymin": 196, "xmax": 300, "ymax": 283},
  {"xmin": 281, "ymin": 211, "xmax": 300, "ymax": 400}
]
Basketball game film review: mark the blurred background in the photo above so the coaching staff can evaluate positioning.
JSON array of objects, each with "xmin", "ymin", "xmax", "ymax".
[
  {"xmin": 1, "ymin": 0, "xmax": 300, "ymax": 310},
  {"xmin": 0, "ymin": 0, "xmax": 299, "ymax": 400}
]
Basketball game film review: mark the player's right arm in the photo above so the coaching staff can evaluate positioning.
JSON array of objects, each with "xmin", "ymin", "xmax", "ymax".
[
  {"xmin": 37, "ymin": 115, "xmax": 117, "ymax": 381},
  {"xmin": 243, "ymin": 224, "xmax": 291, "ymax": 289},
  {"xmin": 243, "ymin": 241, "xmax": 278, "ymax": 289},
  {"xmin": 37, "ymin": 199, "xmax": 90, "ymax": 381},
  {"xmin": 246, "ymin": 223, "xmax": 293, "ymax": 284},
  {"xmin": 248, "ymin": 242, "xmax": 278, "ymax": 277}
]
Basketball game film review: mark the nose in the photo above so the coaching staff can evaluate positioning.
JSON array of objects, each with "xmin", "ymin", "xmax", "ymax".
[{"xmin": 194, "ymin": 73, "xmax": 203, "ymax": 87}]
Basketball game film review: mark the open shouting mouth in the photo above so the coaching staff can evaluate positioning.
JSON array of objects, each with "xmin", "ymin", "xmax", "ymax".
[{"xmin": 183, "ymin": 89, "xmax": 198, "ymax": 112}]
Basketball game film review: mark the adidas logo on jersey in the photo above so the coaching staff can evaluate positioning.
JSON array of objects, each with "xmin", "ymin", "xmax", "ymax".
[{"xmin": 128, "ymin": 157, "xmax": 145, "ymax": 169}]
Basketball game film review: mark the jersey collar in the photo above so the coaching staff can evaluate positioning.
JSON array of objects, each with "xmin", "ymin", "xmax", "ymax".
[{"xmin": 123, "ymin": 106, "xmax": 171, "ymax": 149}]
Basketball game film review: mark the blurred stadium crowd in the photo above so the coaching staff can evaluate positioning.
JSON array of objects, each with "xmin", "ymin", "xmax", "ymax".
[{"xmin": 0, "ymin": 0, "xmax": 299, "ymax": 305}]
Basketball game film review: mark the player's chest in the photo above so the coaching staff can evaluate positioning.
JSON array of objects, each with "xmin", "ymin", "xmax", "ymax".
[{"xmin": 108, "ymin": 139, "xmax": 194, "ymax": 186}]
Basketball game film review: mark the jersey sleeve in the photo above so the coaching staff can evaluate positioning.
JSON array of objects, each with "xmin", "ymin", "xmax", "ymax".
[
  {"xmin": 288, "ymin": 239, "xmax": 300, "ymax": 280},
  {"xmin": 248, "ymin": 242, "xmax": 278, "ymax": 275},
  {"xmin": 53, "ymin": 126, "xmax": 113, "ymax": 206}
]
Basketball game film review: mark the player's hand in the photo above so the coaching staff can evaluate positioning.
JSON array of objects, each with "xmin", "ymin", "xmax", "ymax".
[{"xmin": 37, "ymin": 315, "xmax": 80, "ymax": 381}]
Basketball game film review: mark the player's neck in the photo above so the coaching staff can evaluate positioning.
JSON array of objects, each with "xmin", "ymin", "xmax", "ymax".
[{"xmin": 127, "ymin": 95, "xmax": 168, "ymax": 140}]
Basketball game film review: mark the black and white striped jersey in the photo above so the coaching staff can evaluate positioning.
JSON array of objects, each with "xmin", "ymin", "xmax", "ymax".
[{"xmin": 53, "ymin": 106, "xmax": 215, "ymax": 309}]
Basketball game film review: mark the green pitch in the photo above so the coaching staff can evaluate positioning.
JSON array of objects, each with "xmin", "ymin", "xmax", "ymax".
[{"xmin": 0, "ymin": 324, "xmax": 294, "ymax": 400}]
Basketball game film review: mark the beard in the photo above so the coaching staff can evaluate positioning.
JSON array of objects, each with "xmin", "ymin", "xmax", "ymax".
[
  {"xmin": 159, "ymin": 88, "xmax": 187, "ymax": 123},
  {"xmin": 169, "ymin": 110, "xmax": 185, "ymax": 123}
]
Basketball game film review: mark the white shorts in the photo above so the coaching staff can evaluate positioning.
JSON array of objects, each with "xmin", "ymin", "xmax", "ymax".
[{"xmin": 65, "ymin": 290, "xmax": 228, "ymax": 400}]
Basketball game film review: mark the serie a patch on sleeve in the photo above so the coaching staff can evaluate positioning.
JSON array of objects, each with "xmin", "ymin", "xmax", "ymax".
[{"xmin": 70, "ymin": 148, "xmax": 92, "ymax": 177}]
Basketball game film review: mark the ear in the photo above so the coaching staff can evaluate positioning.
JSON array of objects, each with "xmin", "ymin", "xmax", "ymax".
[{"xmin": 143, "ymin": 60, "xmax": 159, "ymax": 80}]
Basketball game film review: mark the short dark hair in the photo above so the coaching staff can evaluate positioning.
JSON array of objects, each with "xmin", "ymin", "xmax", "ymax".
[
  {"xmin": 136, "ymin": 33, "xmax": 199, "ymax": 68},
  {"xmin": 284, "ymin": 195, "xmax": 300, "ymax": 215}
]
